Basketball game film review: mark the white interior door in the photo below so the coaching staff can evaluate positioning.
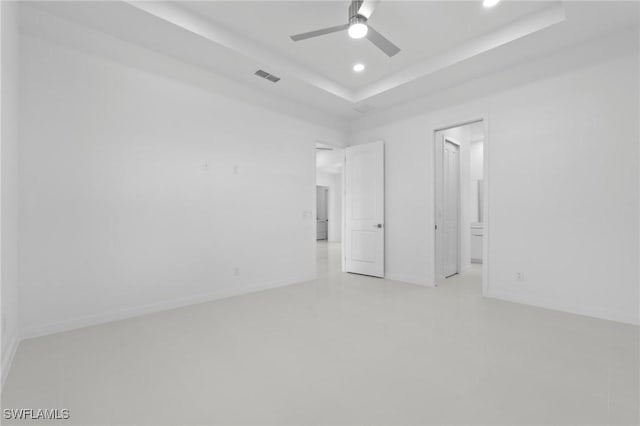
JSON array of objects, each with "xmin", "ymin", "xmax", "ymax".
[
  {"xmin": 443, "ymin": 139, "xmax": 460, "ymax": 277},
  {"xmin": 316, "ymin": 186, "xmax": 328, "ymax": 240},
  {"xmin": 345, "ymin": 141, "xmax": 384, "ymax": 277}
]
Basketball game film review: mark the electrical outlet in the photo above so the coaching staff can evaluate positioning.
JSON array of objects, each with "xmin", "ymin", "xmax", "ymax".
[
  {"xmin": 233, "ymin": 267, "xmax": 240, "ymax": 276},
  {"xmin": 233, "ymin": 165, "xmax": 239, "ymax": 175},
  {"xmin": 516, "ymin": 272, "xmax": 525, "ymax": 282}
]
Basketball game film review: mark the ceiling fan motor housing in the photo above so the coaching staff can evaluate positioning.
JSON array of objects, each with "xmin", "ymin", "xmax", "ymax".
[{"xmin": 349, "ymin": 0, "xmax": 367, "ymax": 24}]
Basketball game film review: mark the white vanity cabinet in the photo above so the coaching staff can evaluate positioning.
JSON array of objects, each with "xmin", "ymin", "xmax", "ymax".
[{"xmin": 471, "ymin": 224, "xmax": 483, "ymax": 263}]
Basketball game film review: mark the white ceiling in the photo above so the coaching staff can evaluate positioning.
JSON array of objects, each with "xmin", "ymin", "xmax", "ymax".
[
  {"xmin": 22, "ymin": 1, "xmax": 640, "ymax": 125},
  {"xmin": 180, "ymin": 1, "xmax": 555, "ymax": 90}
]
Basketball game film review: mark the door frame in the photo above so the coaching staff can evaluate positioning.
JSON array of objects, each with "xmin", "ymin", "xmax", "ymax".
[{"xmin": 431, "ymin": 115, "xmax": 490, "ymax": 295}]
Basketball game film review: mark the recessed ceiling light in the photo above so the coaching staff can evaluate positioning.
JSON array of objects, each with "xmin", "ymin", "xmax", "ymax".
[
  {"xmin": 483, "ymin": 0, "xmax": 500, "ymax": 7},
  {"xmin": 353, "ymin": 63, "xmax": 365, "ymax": 72}
]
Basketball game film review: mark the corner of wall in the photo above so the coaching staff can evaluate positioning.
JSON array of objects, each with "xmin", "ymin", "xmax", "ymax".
[{"xmin": 1, "ymin": 0, "xmax": 22, "ymax": 390}]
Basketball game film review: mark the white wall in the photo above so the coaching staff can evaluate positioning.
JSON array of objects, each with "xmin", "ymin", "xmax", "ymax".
[
  {"xmin": 350, "ymin": 47, "xmax": 639, "ymax": 324},
  {"xmin": 18, "ymin": 29, "xmax": 345, "ymax": 337},
  {"xmin": 316, "ymin": 170, "xmax": 342, "ymax": 243},
  {"xmin": 1, "ymin": 0, "xmax": 21, "ymax": 385}
]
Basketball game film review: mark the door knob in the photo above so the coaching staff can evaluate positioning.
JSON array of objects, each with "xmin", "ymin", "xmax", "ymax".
[{"xmin": 375, "ymin": 224, "xmax": 383, "ymax": 228}]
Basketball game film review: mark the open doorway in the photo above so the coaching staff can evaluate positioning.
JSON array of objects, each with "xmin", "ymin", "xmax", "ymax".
[
  {"xmin": 315, "ymin": 142, "xmax": 344, "ymax": 246},
  {"xmin": 316, "ymin": 185, "xmax": 329, "ymax": 240},
  {"xmin": 434, "ymin": 120, "xmax": 486, "ymax": 288}
]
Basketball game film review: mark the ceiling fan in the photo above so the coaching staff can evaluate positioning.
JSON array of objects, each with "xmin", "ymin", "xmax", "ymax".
[{"xmin": 289, "ymin": 0, "xmax": 400, "ymax": 58}]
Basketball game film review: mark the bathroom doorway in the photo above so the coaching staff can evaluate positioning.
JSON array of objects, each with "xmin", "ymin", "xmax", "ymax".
[{"xmin": 434, "ymin": 120, "xmax": 486, "ymax": 285}]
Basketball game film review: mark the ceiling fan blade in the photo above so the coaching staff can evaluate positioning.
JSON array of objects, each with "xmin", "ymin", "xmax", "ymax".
[
  {"xmin": 290, "ymin": 24, "xmax": 349, "ymax": 41},
  {"xmin": 357, "ymin": 0, "xmax": 381, "ymax": 19},
  {"xmin": 366, "ymin": 26, "xmax": 400, "ymax": 57}
]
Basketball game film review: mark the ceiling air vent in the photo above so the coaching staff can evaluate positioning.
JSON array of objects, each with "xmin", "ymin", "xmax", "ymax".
[{"xmin": 254, "ymin": 69, "xmax": 281, "ymax": 83}]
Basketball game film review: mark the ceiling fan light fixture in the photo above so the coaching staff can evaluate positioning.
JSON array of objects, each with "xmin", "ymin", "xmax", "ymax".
[
  {"xmin": 348, "ymin": 16, "xmax": 368, "ymax": 39},
  {"xmin": 353, "ymin": 63, "xmax": 365, "ymax": 72},
  {"xmin": 348, "ymin": 22, "xmax": 368, "ymax": 39},
  {"xmin": 483, "ymin": 0, "xmax": 501, "ymax": 7},
  {"xmin": 289, "ymin": 1, "xmax": 400, "ymax": 57}
]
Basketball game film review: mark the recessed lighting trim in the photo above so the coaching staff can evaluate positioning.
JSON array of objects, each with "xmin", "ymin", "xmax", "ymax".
[
  {"xmin": 353, "ymin": 63, "xmax": 365, "ymax": 72},
  {"xmin": 483, "ymin": 0, "xmax": 500, "ymax": 7}
]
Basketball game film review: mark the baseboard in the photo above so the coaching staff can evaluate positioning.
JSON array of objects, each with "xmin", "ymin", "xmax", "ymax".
[
  {"xmin": 485, "ymin": 289, "xmax": 640, "ymax": 326},
  {"xmin": 385, "ymin": 273, "xmax": 435, "ymax": 287},
  {"xmin": 1, "ymin": 331, "xmax": 21, "ymax": 388},
  {"xmin": 21, "ymin": 275, "xmax": 315, "ymax": 340}
]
